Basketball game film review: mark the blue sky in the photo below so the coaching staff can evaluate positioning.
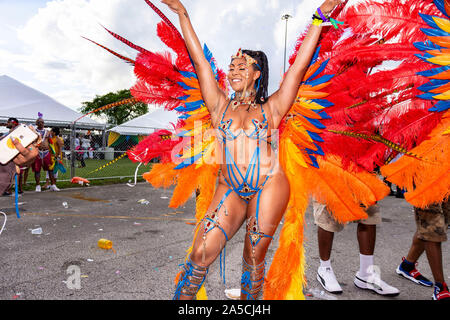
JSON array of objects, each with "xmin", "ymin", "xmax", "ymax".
[{"xmin": 0, "ymin": 0, "xmax": 351, "ymax": 114}]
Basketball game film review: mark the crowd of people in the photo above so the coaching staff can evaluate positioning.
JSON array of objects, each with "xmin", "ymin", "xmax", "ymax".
[{"xmin": 0, "ymin": 115, "xmax": 103, "ymax": 194}]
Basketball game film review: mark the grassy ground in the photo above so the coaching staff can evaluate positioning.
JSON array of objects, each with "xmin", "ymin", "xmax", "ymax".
[{"xmin": 19, "ymin": 158, "xmax": 153, "ymax": 191}]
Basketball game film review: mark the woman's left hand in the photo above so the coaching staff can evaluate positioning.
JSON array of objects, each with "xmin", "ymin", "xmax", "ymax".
[{"xmin": 320, "ymin": 0, "xmax": 344, "ymax": 15}]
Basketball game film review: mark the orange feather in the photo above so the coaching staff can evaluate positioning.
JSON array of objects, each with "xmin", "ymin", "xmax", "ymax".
[{"xmin": 382, "ymin": 112, "xmax": 450, "ymax": 208}]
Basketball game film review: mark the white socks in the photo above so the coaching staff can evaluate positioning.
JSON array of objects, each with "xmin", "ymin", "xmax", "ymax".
[
  {"xmin": 320, "ymin": 259, "xmax": 332, "ymax": 269},
  {"xmin": 319, "ymin": 255, "xmax": 374, "ymax": 277},
  {"xmin": 359, "ymin": 254, "xmax": 374, "ymax": 278}
]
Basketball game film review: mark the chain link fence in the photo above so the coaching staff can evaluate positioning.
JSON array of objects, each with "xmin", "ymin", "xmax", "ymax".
[
  {"xmin": 12, "ymin": 123, "xmax": 165, "ymax": 190},
  {"xmin": 63, "ymin": 123, "xmax": 163, "ymax": 183}
]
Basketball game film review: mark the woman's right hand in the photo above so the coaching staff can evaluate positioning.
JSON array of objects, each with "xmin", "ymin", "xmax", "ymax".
[{"xmin": 161, "ymin": 0, "xmax": 185, "ymax": 14}]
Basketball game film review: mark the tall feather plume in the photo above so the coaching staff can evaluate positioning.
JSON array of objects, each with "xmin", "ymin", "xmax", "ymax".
[
  {"xmin": 144, "ymin": 0, "xmax": 183, "ymax": 40},
  {"xmin": 100, "ymin": 24, "xmax": 152, "ymax": 55},
  {"xmin": 74, "ymin": 98, "xmax": 139, "ymax": 123},
  {"xmin": 81, "ymin": 36, "xmax": 135, "ymax": 65}
]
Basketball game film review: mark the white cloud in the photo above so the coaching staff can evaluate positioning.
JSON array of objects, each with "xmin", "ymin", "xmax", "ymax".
[{"xmin": 3, "ymin": 0, "xmax": 343, "ymax": 112}]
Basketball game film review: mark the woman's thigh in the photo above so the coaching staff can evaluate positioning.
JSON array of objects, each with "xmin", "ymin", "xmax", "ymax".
[
  {"xmin": 243, "ymin": 172, "xmax": 290, "ymax": 263},
  {"xmin": 190, "ymin": 182, "xmax": 247, "ymax": 266}
]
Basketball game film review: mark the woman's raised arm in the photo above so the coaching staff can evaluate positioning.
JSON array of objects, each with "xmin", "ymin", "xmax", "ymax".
[
  {"xmin": 161, "ymin": 0, "xmax": 226, "ymax": 120},
  {"xmin": 269, "ymin": 0, "xmax": 343, "ymax": 126}
]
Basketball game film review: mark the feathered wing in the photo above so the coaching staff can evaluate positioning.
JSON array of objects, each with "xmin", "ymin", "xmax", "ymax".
[
  {"xmin": 304, "ymin": 0, "xmax": 446, "ymax": 221},
  {"xmin": 86, "ymin": 1, "xmax": 228, "ymax": 299},
  {"xmin": 316, "ymin": 0, "xmax": 442, "ymax": 172},
  {"xmin": 264, "ymin": 46, "xmax": 337, "ymax": 300},
  {"xmin": 265, "ymin": 0, "xmax": 447, "ymax": 300},
  {"xmin": 382, "ymin": 0, "xmax": 450, "ymax": 208}
]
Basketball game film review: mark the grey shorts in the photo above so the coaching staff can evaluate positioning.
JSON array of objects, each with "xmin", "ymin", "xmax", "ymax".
[{"xmin": 313, "ymin": 201, "xmax": 381, "ymax": 233}]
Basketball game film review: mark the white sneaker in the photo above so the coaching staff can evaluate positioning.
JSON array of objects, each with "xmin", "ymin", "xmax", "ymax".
[
  {"xmin": 35, "ymin": 185, "xmax": 41, "ymax": 192},
  {"xmin": 317, "ymin": 266, "xmax": 343, "ymax": 294},
  {"xmin": 354, "ymin": 270, "xmax": 400, "ymax": 296},
  {"xmin": 50, "ymin": 185, "xmax": 60, "ymax": 192}
]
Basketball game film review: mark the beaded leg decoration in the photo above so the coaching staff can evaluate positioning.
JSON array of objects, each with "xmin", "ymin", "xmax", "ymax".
[
  {"xmin": 241, "ymin": 258, "xmax": 266, "ymax": 300},
  {"xmin": 197, "ymin": 189, "xmax": 231, "ymax": 284},
  {"xmin": 173, "ymin": 257, "xmax": 208, "ymax": 300},
  {"xmin": 246, "ymin": 190, "xmax": 273, "ymax": 266}
]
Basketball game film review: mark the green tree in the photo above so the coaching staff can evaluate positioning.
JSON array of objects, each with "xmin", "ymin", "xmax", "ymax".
[{"xmin": 80, "ymin": 89, "xmax": 148, "ymax": 125}]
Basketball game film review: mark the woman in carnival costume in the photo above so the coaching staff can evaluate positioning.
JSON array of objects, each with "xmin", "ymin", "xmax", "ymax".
[{"xmin": 159, "ymin": 0, "xmax": 343, "ymax": 300}]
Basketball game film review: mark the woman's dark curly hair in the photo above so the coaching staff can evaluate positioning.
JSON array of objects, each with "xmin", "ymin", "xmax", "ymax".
[{"xmin": 242, "ymin": 50, "xmax": 269, "ymax": 104}]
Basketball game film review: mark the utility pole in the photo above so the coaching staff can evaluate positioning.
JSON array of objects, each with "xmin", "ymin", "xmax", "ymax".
[{"xmin": 281, "ymin": 14, "xmax": 292, "ymax": 74}]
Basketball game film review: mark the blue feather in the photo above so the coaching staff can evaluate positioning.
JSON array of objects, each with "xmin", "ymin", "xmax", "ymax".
[
  {"xmin": 420, "ymin": 27, "xmax": 450, "ymax": 37},
  {"xmin": 307, "ymin": 59, "xmax": 330, "ymax": 81},
  {"xmin": 306, "ymin": 154, "xmax": 320, "ymax": 168},
  {"xmin": 307, "ymin": 130, "xmax": 324, "ymax": 142},
  {"xmin": 418, "ymin": 79, "xmax": 449, "ymax": 92},
  {"xmin": 179, "ymin": 71, "xmax": 198, "ymax": 79},
  {"xmin": 203, "ymin": 44, "xmax": 218, "ymax": 78},
  {"xmin": 305, "ymin": 74, "xmax": 334, "ymax": 86},
  {"xmin": 417, "ymin": 93, "xmax": 438, "ymax": 100},
  {"xmin": 176, "ymin": 130, "xmax": 189, "ymax": 137},
  {"xmin": 185, "ymin": 100, "xmax": 204, "ymax": 109},
  {"xmin": 313, "ymin": 143, "xmax": 325, "ymax": 156},
  {"xmin": 304, "ymin": 116, "xmax": 326, "ymax": 129},
  {"xmin": 312, "ymin": 99, "xmax": 334, "ymax": 107},
  {"xmin": 414, "ymin": 40, "xmax": 442, "ymax": 51},
  {"xmin": 417, "ymin": 65, "xmax": 450, "ymax": 77},
  {"xmin": 177, "ymin": 81, "xmax": 196, "ymax": 91},
  {"xmin": 419, "ymin": 13, "xmax": 440, "ymax": 29},
  {"xmin": 309, "ymin": 46, "xmax": 321, "ymax": 67},
  {"xmin": 317, "ymin": 110, "xmax": 332, "ymax": 120},
  {"xmin": 174, "ymin": 153, "xmax": 203, "ymax": 170},
  {"xmin": 415, "ymin": 53, "xmax": 436, "ymax": 62},
  {"xmin": 305, "ymin": 143, "xmax": 324, "ymax": 156},
  {"xmin": 429, "ymin": 100, "xmax": 450, "ymax": 112},
  {"xmin": 174, "ymin": 100, "xmax": 204, "ymax": 112},
  {"xmin": 177, "ymin": 95, "xmax": 189, "ymax": 101},
  {"xmin": 434, "ymin": 0, "xmax": 450, "ymax": 18}
]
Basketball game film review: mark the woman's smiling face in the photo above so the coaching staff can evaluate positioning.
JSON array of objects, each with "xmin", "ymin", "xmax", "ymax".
[{"xmin": 227, "ymin": 57, "xmax": 260, "ymax": 93}]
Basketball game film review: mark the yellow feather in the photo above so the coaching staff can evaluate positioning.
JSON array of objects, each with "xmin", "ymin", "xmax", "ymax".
[
  {"xmin": 196, "ymin": 286, "xmax": 208, "ymax": 300},
  {"xmin": 427, "ymin": 55, "xmax": 450, "ymax": 66},
  {"xmin": 433, "ymin": 89, "xmax": 450, "ymax": 100},
  {"xmin": 297, "ymin": 98, "xmax": 325, "ymax": 110},
  {"xmin": 433, "ymin": 16, "xmax": 450, "ymax": 34},
  {"xmin": 444, "ymin": 126, "xmax": 450, "ymax": 135},
  {"xmin": 286, "ymin": 138, "xmax": 308, "ymax": 169}
]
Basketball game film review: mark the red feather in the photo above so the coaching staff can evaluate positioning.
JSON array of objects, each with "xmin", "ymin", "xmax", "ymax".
[
  {"xmin": 345, "ymin": 0, "xmax": 440, "ymax": 43},
  {"xmin": 157, "ymin": 21, "xmax": 194, "ymax": 72},
  {"xmin": 127, "ymin": 129, "xmax": 181, "ymax": 164},
  {"xmin": 131, "ymin": 80, "xmax": 184, "ymax": 110}
]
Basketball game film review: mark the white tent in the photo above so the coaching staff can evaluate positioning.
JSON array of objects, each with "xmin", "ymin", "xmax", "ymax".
[
  {"xmin": 0, "ymin": 75, "xmax": 104, "ymax": 129},
  {"xmin": 109, "ymin": 108, "xmax": 179, "ymax": 136}
]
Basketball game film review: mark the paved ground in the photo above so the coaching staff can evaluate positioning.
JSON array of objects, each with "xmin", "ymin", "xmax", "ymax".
[{"xmin": 0, "ymin": 182, "xmax": 448, "ymax": 300}]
